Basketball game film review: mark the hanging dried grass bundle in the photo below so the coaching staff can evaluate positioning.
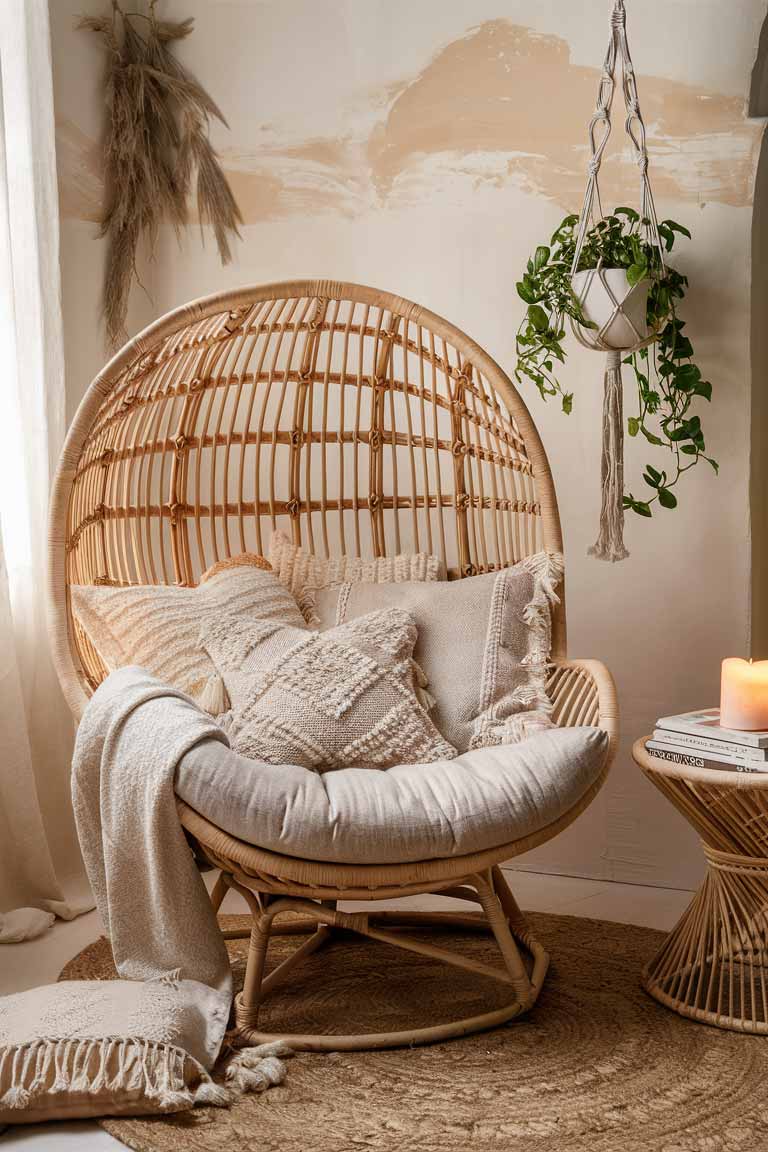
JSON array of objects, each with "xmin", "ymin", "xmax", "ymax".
[{"xmin": 79, "ymin": 2, "xmax": 242, "ymax": 347}]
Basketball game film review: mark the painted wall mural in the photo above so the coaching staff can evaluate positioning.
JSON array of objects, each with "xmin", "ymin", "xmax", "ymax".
[{"xmin": 57, "ymin": 20, "xmax": 762, "ymax": 225}]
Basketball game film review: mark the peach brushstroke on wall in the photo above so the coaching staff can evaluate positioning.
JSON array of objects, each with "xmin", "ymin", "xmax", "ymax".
[{"xmin": 57, "ymin": 20, "xmax": 762, "ymax": 223}]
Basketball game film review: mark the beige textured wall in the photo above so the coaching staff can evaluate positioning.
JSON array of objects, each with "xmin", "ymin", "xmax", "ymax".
[{"xmin": 50, "ymin": 0, "xmax": 767, "ymax": 888}]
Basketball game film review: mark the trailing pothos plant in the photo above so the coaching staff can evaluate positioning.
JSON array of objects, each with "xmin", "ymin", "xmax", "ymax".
[{"xmin": 514, "ymin": 207, "xmax": 717, "ymax": 518}]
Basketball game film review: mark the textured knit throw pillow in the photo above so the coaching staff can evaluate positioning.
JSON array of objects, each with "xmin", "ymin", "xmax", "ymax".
[
  {"xmin": 201, "ymin": 608, "xmax": 457, "ymax": 772},
  {"xmin": 268, "ymin": 530, "xmax": 444, "ymax": 618},
  {"xmin": 310, "ymin": 552, "xmax": 565, "ymax": 753},
  {"xmin": 70, "ymin": 556, "xmax": 305, "ymax": 714}
]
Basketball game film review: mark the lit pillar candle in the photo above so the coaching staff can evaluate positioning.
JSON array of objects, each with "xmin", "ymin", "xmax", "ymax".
[{"xmin": 720, "ymin": 658, "xmax": 768, "ymax": 731}]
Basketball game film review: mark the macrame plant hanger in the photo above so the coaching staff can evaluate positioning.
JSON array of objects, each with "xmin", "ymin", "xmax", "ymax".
[{"xmin": 570, "ymin": 0, "xmax": 667, "ymax": 562}]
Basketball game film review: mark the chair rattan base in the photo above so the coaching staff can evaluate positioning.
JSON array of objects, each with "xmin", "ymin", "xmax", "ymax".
[{"xmin": 218, "ymin": 866, "xmax": 548, "ymax": 1052}]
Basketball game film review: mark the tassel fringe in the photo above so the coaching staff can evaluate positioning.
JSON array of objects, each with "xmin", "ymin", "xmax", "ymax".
[
  {"xmin": 589, "ymin": 350, "xmax": 629, "ymax": 562},
  {"xmin": 469, "ymin": 550, "xmax": 564, "ymax": 749},
  {"xmin": 0, "ymin": 1037, "xmax": 293, "ymax": 1117}
]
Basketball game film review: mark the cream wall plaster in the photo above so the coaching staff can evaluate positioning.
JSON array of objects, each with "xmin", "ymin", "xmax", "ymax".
[{"xmin": 50, "ymin": 0, "xmax": 765, "ymax": 888}]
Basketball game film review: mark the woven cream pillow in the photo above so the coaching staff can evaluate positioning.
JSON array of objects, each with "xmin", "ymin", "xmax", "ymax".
[
  {"xmin": 201, "ymin": 608, "xmax": 456, "ymax": 772},
  {"xmin": 268, "ymin": 530, "xmax": 444, "ymax": 618},
  {"xmin": 70, "ymin": 556, "xmax": 305, "ymax": 713},
  {"xmin": 0, "ymin": 979, "xmax": 231, "ymax": 1124},
  {"xmin": 310, "ymin": 552, "xmax": 565, "ymax": 753}
]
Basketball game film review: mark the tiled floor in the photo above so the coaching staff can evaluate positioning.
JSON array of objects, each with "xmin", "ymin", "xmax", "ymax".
[{"xmin": 0, "ymin": 870, "xmax": 694, "ymax": 1149}]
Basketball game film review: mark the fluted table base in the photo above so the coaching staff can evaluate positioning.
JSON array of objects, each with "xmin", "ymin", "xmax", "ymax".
[{"xmin": 635, "ymin": 735, "xmax": 768, "ymax": 1034}]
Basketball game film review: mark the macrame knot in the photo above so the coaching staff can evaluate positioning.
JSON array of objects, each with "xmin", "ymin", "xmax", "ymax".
[{"xmin": 588, "ymin": 157, "xmax": 601, "ymax": 177}]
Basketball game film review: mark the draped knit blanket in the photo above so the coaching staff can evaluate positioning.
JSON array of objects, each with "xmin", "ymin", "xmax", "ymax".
[{"xmin": 0, "ymin": 667, "xmax": 290, "ymax": 1121}]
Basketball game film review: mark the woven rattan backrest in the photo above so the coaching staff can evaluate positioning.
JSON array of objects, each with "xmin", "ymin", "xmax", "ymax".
[{"xmin": 48, "ymin": 281, "xmax": 564, "ymax": 717}]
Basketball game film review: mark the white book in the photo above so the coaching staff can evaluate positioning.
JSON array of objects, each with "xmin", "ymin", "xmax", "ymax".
[
  {"xmin": 656, "ymin": 707, "xmax": 768, "ymax": 749},
  {"xmin": 646, "ymin": 740, "xmax": 768, "ymax": 771},
  {"xmin": 652, "ymin": 728, "xmax": 768, "ymax": 761}
]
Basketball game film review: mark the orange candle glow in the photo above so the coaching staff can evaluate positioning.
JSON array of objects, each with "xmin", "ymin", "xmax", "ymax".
[{"xmin": 720, "ymin": 658, "xmax": 768, "ymax": 731}]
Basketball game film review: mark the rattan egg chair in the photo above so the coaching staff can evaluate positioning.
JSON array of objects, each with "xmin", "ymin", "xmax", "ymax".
[{"xmin": 48, "ymin": 280, "xmax": 618, "ymax": 1052}]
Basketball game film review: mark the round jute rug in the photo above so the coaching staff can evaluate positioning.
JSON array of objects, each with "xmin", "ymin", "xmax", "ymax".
[{"xmin": 59, "ymin": 912, "xmax": 768, "ymax": 1152}]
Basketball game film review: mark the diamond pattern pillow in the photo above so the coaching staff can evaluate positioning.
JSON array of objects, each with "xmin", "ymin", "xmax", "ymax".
[
  {"xmin": 70, "ymin": 556, "xmax": 305, "ymax": 713},
  {"xmin": 201, "ymin": 608, "xmax": 456, "ymax": 772}
]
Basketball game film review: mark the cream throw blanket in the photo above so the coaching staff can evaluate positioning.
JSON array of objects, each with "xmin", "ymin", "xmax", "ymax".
[
  {"xmin": 73, "ymin": 666, "xmax": 232, "ymax": 1013},
  {"xmin": 67, "ymin": 667, "xmax": 285, "ymax": 1105}
]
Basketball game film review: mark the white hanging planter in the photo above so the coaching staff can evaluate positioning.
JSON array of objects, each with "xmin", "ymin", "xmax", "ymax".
[{"xmin": 571, "ymin": 268, "xmax": 651, "ymax": 351}]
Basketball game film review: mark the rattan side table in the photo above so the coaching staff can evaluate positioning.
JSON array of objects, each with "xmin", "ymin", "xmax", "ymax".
[{"xmin": 634, "ymin": 736, "xmax": 768, "ymax": 1034}]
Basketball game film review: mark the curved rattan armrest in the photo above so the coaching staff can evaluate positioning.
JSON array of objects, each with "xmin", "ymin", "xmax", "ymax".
[{"xmin": 547, "ymin": 658, "xmax": 619, "ymax": 773}]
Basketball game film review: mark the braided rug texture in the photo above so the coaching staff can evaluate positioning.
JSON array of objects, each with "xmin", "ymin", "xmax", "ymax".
[{"xmin": 59, "ymin": 912, "xmax": 768, "ymax": 1152}]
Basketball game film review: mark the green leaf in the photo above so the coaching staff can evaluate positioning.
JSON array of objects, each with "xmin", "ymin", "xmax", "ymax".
[
  {"xmin": 632, "ymin": 500, "xmax": 653, "ymax": 518},
  {"xmin": 658, "ymin": 223, "xmax": 675, "ymax": 252},
  {"xmin": 516, "ymin": 281, "xmax": 535, "ymax": 304},
  {"xmin": 645, "ymin": 465, "xmax": 663, "ymax": 484},
  {"xmin": 706, "ymin": 456, "xmax": 719, "ymax": 474},
  {"xmin": 614, "ymin": 206, "xmax": 640, "ymax": 222},
  {"xmin": 668, "ymin": 221, "xmax": 692, "ymax": 239},
  {"xmin": 680, "ymin": 444, "xmax": 698, "ymax": 455},
  {"xmin": 627, "ymin": 416, "xmax": 640, "ymax": 437},
  {"xmin": 561, "ymin": 392, "xmax": 573, "ymax": 415},
  {"xmin": 534, "ymin": 246, "xmax": 550, "ymax": 271},
  {"xmin": 528, "ymin": 305, "xmax": 549, "ymax": 333},
  {"xmin": 694, "ymin": 380, "xmax": 712, "ymax": 402},
  {"xmin": 673, "ymin": 364, "xmax": 701, "ymax": 391},
  {"xmin": 626, "ymin": 262, "xmax": 647, "ymax": 287},
  {"xmin": 640, "ymin": 426, "xmax": 663, "ymax": 446},
  {"xmin": 658, "ymin": 487, "xmax": 678, "ymax": 509},
  {"xmin": 671, "ymin": 336, "xmax": 694, "ymax": 359}
]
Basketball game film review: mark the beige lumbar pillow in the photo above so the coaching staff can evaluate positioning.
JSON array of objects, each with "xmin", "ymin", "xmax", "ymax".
[
  {"xmin": 268, "ymin": 530, "xmax": 444, "ymax": 618},
  {"xmin": 70, "ymin": 556, "xmax": 305, "ymax": 714},
  {"xmin": 310, "ymin": 552, "xmax": 565, "ymax": 753},
  {"xmin": 201, "ymin": 607, "xmax": 457, "ymax": 772}
]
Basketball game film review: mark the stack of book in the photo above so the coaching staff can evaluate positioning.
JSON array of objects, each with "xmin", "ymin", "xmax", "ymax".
[{"xmin": 647, "ymin": 708, "xmax": 768, "ymax": 773}]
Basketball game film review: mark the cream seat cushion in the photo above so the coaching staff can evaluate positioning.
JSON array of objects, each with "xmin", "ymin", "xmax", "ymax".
[{"xmin": 175, "ymin": 726, "xmax": 608, "ymax": 865}]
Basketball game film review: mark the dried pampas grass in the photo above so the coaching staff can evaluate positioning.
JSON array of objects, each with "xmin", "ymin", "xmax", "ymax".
[{"xmin": 79, "ymin": 1, "xmax": 242, "ymax": 347}]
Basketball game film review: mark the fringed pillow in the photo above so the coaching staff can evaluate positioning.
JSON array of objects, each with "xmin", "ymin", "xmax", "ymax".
[
  {"xmin": 70, "ymin": 556, "xmax": 306, "ymax": 714},
  {"xmin": 201, "ymin": 607, "xmax": 456, "ymax": 772},
  {"xmin": 310, "ymin": 552, "xmax": 565, "ymax": 752},
  {"xmin": 0, "ymin": 976, "xmax": 290, "ymax": 1125},
  {"xmin": 268, "ymin": 530, "xmax": 444, "ymax": 620}
]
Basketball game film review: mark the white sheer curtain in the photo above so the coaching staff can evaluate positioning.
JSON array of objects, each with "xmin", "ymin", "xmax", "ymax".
[{"xmin": 0, "ymin": 0, "xmax": 91, "ymax": 939}]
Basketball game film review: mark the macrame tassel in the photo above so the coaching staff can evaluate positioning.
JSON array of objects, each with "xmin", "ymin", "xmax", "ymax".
[{"xmin": 589, "ymin": 350, "xmax": 629, "ymax": 562}]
